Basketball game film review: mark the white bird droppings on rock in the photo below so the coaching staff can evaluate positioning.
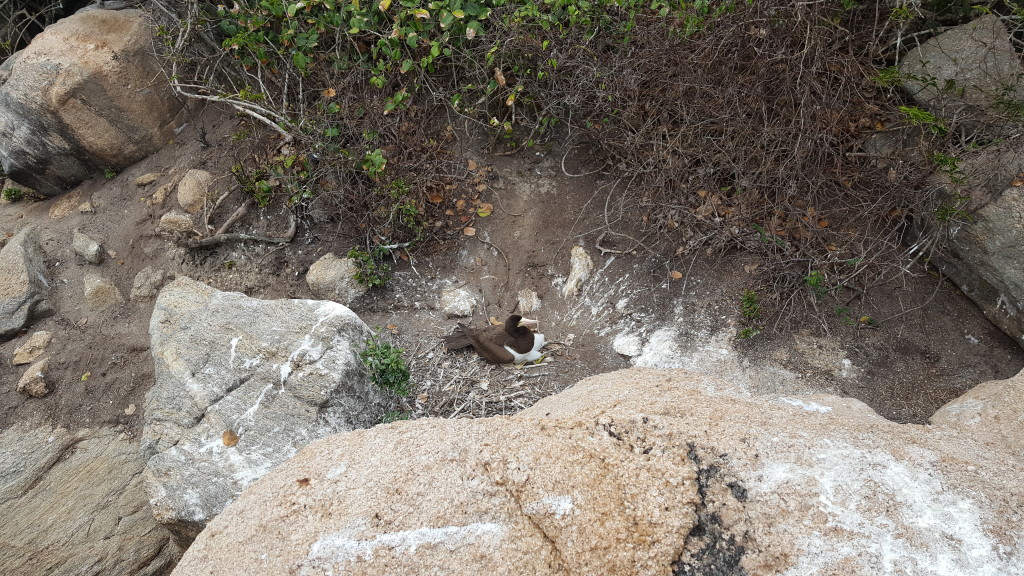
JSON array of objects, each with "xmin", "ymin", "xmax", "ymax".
[
  {"xmin": 561, "ymin": 245, "xmax": 593, "ymax": 298},
  {"xmin": 517, "ymin": 289, "xmax": 541, "ymax": 312},
  {"xmin": 440, "ymin": 287, "xmax": 476, "ymax": 318},
  {"xmin": 612, "ymin": 332, "xmax": 643, "ymax": 357}
]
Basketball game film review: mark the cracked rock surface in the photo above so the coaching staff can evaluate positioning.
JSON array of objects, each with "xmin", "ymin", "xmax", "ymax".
[{"xmin": 171, "ymin": 367, "xmax": 1024, "ymax": 575}]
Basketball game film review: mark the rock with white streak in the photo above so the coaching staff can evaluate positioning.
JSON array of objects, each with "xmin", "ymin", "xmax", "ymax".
[
  {"xmin": 517, "ymin": 289, "xmax": 541, "ymax": 313},
  {"xmin": 142, "ymin": 277, "xmax": 392, "ymax": 547},
  {"xmin": 440, "ymin": 287, "xmax": 476, "ymax": 318},
  {"xmin": 173, "ymin": 367, "xmax": 1024, "ymax": 576},
  {"xmin": 561, "ymin": 245, "xmax": 593, "ymax": 298}
]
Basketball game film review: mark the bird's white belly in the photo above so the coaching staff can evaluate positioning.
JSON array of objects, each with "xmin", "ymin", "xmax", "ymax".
[{"xmin": 504, "ymin": 333, "xmax": 546, "ymax": 364}]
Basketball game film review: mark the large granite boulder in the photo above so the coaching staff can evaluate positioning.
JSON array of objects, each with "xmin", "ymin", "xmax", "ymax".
[
  {"xmin": 0, "ymin": 9, "xmax": 183, "ymax": 196},
  {"xmin": 171, "ymin": 368, "xmax": 1024, "ymax": 576},
  {"xmin": 916, "ymin": 142, "xmax": 1024, "ymax": 346},
  {"xmin": 0, "ymin": 226, "xmax": 51, "ymax": 341},
  {"xmin": 899, "ymin": 15, "xmax": 1024, "ymax": 138},
  {"xmin": 143, "ymin": 277, "xmax": 392, "ymax": 546},
  {"xmin": 0, "ymin": 425, "xmax": 179, "ymax": 575}
]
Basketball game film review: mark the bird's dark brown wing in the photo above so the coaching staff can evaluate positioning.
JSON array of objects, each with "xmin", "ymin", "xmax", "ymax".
[
  {"xmin": 442, "ymin": 324, "xmax": 473, "ymax": 349},
  {"xmin": 446, "ymin": 323, "xmax": 516, "ymax": 364}
]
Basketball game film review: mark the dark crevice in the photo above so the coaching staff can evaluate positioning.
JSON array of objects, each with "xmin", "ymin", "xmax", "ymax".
[{"xmin": 672, "ymin": 442, "xmax": 747, "ymax": 576}]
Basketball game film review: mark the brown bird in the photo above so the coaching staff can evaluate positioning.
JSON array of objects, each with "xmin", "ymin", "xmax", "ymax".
[{"xmin": 442, "ymin": 315, "xmax": 546, "ymax": 364}]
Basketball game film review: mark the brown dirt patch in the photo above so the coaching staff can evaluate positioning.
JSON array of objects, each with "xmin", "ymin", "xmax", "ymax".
[{"xmin": 1, "ymin": 107, "xmax": 1021, "ymax": 436}]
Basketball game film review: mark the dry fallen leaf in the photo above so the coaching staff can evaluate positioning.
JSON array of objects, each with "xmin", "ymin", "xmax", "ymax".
[
  {"xmin": 322, "ymin": 88, "xmax": 336, "ymax": 98},
  {"xmin": 475, "ymin": 183, "xmax": 487, "ymax": 192},
  {"xmin": 493, "ymin": 67, "xmax": 506, "ymax": 87},
  {"xmin": 489, "ymin": 316, "xmax": 501, "ymax": 325},
  {"xmin": 297, "ymin": 477, "xmax": 311, "ymax": 487},
  {"xmin": 416, "ymin": 393, "xmax": 429, "ymax": 404},
  {"xmin": 476, "ymin": 203, "xmax": 493, "ymax": 217},
  {"xmin": 669, "ymin": 270, "xmax": 683, "ymax": 279},
  {"xmin": 456, "ymin": 198, "xmax": 466, "ymax": 210},
  {"xmin": 818, "ymin": 220, "xmax": 829, "ymax": 228},
  {"xmin": 463, "ymin": 226, "xmax": 477, "ymax": 236},
  {"xmin": 386, "ymin": 323, "xmax": 399, "ymax": 334},
  {"xmin": 445, "ymin": 209, "xmax": 455, "ymax": 216},
  {"xmin": 428, "ymin": 192, "xmax": 444, "ymax": 203},
  {"xmin": 222, "ymin": 429, "xmax": 239, "ymax": 447},
  {"xmin": 467, "ymin": 159, "xmax": 478, "ymax": 171},
  {"xmin": 675, "ymin": 246, "xmax": 685, "ymax": 255},
  {"xmin": 1012, "ymin": 179, "xmax": 1024, "ymax": 187},
  {"xmin": 743, "ymin": 263, "xmax": 760, "ymax": 274}
]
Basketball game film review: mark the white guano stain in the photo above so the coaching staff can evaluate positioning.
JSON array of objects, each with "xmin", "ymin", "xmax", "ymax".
[
  {"xmin": 305, "ymin": 522, "xmax": 506, "ymax": 570},
  {"xmin": 778, "ymin": 397, "xmax": 833, "ymax": 413}
]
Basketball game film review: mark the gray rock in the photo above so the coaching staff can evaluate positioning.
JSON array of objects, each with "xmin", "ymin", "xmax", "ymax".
[
  {"xmin": 561, "ymin": 245, "xmax": 593, "ymax": 298},
  {"xmin": 72, "ymin": 229, "xmax": 104, "ymax": 264},
  {"xmin": 16, "ymin": 357, "xmax": 49, "ymax": 397},
  {"xmin": 0, "ymin": 10, "xmax": 183, "ymax": 196},
  {"xmin": 916, "ymin": 143, "xmax": 1024, "ymax": 345},
  {"xmin": 305, "ymin": 253, "xmax": 367, "ymax": 305},
  {"xmin": 0, "ymin": 425, "xmax": 179, "ymax": 575},
  {"xmin": 899, "ymin": 15, "xmax": 1024, "ymax": 138},
  {"xmin": 440, "ymin": 287, "xmax": 476, "ymax": 318},
  {"xmin": 83, "ymin": 273, "xmax": 124, "ymax": 311},
  {"xmin": 0, "ymin": 226, "xmax": 51, "ymax": 341},
  {"xmin": 176, "ymin": 169, "xmax": 214, "ymax": 214},
  {"xmin": 130, "ymin": 266, "xmax": 168, "ymax": 301},
  {"xmin": 142, "ymin": 277, "xmax": 392, "ymax": 546}
]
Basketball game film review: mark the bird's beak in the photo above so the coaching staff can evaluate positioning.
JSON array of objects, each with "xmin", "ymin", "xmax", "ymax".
[{"xmin": 518, "ymin": 317, "xmax": 539, "ymax": 330}]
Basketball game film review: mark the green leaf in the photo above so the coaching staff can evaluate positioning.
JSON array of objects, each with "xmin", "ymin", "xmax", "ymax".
[{"xmin": 400, "ymin": 59, "xmax": 414, "ymax": 73}]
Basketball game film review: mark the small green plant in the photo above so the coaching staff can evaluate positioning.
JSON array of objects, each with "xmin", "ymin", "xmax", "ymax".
[
  {"xmin": 889, "ymin": 4, "xmax": 915, "ymax": 22},
  {"xmin": 347, "ymin": 246, "xmax": 393, "ymax": 288},
  {"xmin": 931, "ymin": 152, "xmax": 965, "ymax": 185},
  {"xmin": 871, "ymin": 66, "xmax": 901, "ymax": 89},
  {"xmin": 741, "ymin": 289, "xmax": 761, "ymax": 320},
  {"xmin": 899, "ymin": 105, "xmax": 947, "ymax": 136},
  {"xmin": 936, "ymin": 194, "xmax": 973, "ymax": 223},
  {"xmin": 360, "ymin": 334, "xmax": 412, "ymax": 396},
  {"xmin": 383, "ymin": 410, "xmax": 410, "ymax": 423},
  {"xmin": 737, "ymin": 326, "xmax": 760, "ymax": 339},
  {"xmin": 805, "ymin": 270, "xmax": 829, "ymax": 298},
  {"xmin": 103, "ymin": 167, "xmax": 118, "ymax": 179},
  {"xmin": 362, "ymin": 149, "xmax": 387, "ymax": 178},
  {"xmin": 2, "ymin": 187, "xmax": 24, "ymax": 202}
]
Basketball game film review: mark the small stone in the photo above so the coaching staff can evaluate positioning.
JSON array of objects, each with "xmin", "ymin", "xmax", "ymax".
[
  {"xmin": 561, "ymin": 245, "xmax": 594, "ymax": 298},
  {"xmin": 612, "ymin": 333, "xmax": 644, "ymax": 357},
  {"xmin": 77, "ymin": 201, "xmax": 94, "ymax": 214},
  {"xmin": 135, "ymin": 173, "xmax": 160, "ymax": 187},
  {"xmin": 305, "ymin": 253, "xmax": 367, "ymax": 305},
  {"xmin": 83, "ymin": 273, "xmax": 125, "ymax": 311},
  {"xmin": 13, "ymin": 330, "xmax": 52, "ymax": 365},
  {"xmin": 125, "ymin": 403, "xmax": 137, "ymax": 416},
  {"xmin": 517, "ymin": 289, "xmax": 541, "ymax": 313},
  {"xmin": 17, "ymin": 357, "xmax": 50, "ymax": 397},
  {"xmin": 440, "ymin": 287, "xmax": 476, "ymax": 318},
  {"xmin": 131, "ymin": 266, "xmax": 168, "ymax": 301},
  {"xmin": 72, "ymin": 230, "xmax": 104, "ymax": 264},
  {"xmin": 158, "ymin": 211, "xmax": 194, "ymax": 233},
  {"xmin": 177, "ymin": 169, "xmax": 214, "ymax": 214},
  {"xmin": 148, "ymin": 183, "xmax": 172, "ymax": 206}
]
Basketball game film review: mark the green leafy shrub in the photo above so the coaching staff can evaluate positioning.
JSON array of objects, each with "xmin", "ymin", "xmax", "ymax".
[
  {"xmin": 2, "ymin": 187, "xmax": 24, "ymax": 202},
  {"xmin": 347, "ymin": 247, "xmax": 393, "ymax": 288},
  {"xmin": 360, "ymin": 334, "xmax": 412, "ymax": 396}
]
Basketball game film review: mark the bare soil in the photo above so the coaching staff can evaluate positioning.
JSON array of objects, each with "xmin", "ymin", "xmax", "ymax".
[{"xmin": 1, "ymin": 107, "xmax": 1021, "ymax": 435}]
